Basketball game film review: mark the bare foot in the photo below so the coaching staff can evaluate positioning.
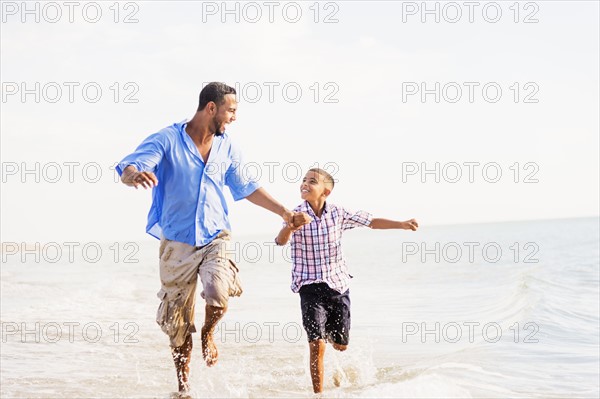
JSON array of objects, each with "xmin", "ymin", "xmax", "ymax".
[
  {"xmin": 177, "ymin": 373, "xmax": 190, "ymax": 394},
  {"xmin": 333, "ymin": 369, "xmax": 342, "ymax": 387},
  {"xmin": 201, "ymin": 327, "xmax": 218, "ymax": 367}
]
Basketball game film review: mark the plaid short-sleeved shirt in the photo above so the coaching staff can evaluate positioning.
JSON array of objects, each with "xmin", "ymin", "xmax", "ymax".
[{"xmin": 281, "ymin": 201, "xmax": 373, "ymax": 294}]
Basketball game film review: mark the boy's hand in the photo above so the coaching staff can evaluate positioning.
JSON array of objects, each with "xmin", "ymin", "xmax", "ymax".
[
  {"xmin": 291, "ymin": 212, "xmax": 312, "ymax": 231},
  {"xmin": 402, "ymin": 219, "xmax": 419, "ymax": 231}
]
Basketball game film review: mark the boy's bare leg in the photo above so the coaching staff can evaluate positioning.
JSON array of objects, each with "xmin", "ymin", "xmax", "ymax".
[
  {"xmin": 332, "ymin": 343, "xmax": 347, "ymax": 352},
  {"xmin": 331, "ymin": 342, "xmax": 348, "ymax": 387},
  {"xmin": 309, "ymin": 339, "xmax": 326, "ymax": 393},
  {"xmin": 201, "ymin": 304, "xmax": 226, "ymax": 366},
  {"xmin": 172, "ymin": 334, "xmax": 193, "ymax": 393}
]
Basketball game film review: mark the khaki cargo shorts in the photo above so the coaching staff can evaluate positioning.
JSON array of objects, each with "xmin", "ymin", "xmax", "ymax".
[{"xmin": 155, "ymin": 231, "xmax": 242, "ymax": 348}]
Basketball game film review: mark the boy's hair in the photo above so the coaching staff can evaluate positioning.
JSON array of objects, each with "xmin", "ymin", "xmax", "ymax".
[
  {"xmin": 198, "ymin": 82, "xmax": 236, "ymax": 111},
  {"xmin": 309, "ymin": 168, "xmax": 335, "ymax": 191}
]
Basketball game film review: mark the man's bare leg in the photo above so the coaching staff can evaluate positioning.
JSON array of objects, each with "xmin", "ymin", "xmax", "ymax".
[
  {"xmin": 172, "ymin": 334, "xmax": 193, "ymax": 393},
  {"xmin": 309, "ymin": 339, "xmax": 326, "ymax": 393},
  {"xmin": 201, "ymin": 304, "xmax": 226, "ymax": 367}
]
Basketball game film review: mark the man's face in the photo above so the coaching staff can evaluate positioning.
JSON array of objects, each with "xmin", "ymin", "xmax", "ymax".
[
  {"xmin": 212, "ymin": 94, "xmax": 237, "ymax": 135},
  {"xmin": 300, "ymin": 171, "xmax": 329, "ymax": 202}
]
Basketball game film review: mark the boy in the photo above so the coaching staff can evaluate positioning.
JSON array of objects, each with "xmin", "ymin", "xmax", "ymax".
[{"xmin": 275, "ymin": 168, "xmax": 418, "ymax": 394}]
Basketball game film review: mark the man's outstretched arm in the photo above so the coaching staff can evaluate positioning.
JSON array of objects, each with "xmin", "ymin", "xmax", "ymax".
[
  {"xmin": 117, "ymin": 132, "xmax": 167, "ymax": 189},
  {"xmin": 245, "ymin": 188, "xmax": 294, "ymax": 226},
  {"xmin": 120, "ymin": 165, "xmax": 158, "ymax": 189}
]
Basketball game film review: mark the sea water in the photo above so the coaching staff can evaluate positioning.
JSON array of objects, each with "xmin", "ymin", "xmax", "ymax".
[{"xmin": 1, "ymin": 217, "xmax": 598, "ymax": 398}]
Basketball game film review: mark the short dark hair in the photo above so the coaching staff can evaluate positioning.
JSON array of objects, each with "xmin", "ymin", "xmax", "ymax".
[
  {"xmin": 198, "ymin": 82, "xmax": 236, "ymax": 111},
  {"xmin": 309, "ymin": 168, "xmax": 335, "ymax": 190}
]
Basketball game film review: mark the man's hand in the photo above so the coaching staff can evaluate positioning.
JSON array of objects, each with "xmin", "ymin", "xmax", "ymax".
[
  {"xmin": 402, "ymin": 219, "xmax": 419, "ymax": 231},
  {"xmin": 282, "ymin": 208, "xmax": 295, "ymax": 228},
  {"xmin": 121, "ymin": 166, "xmax": 158, "ymax": 189},
  {"xmin": 291, "ymin": 212, "xmax": 312, "ymax": 231}
]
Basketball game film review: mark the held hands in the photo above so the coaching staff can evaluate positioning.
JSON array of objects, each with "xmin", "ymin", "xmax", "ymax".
[
  {"xmin": 291, "ymin": 212, "xmax": 312, "ymax": 231},
  {"xmin": 281, "ymin": 209, "xmax": 312, "ymax": 231},
  {"xmin": 282, "ymin": 209, "xmax": 295, "ymax": 228},
  {"xmin": 402, "ymin": 218, "xmax": 419, "ymax": 231}
]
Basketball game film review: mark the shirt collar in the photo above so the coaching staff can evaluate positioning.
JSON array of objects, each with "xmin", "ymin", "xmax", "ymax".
[
  {"xmin": 178, "ymin": 120, "xmax": 226, "ymax": 164},
  {"xmin": 303, "ymin": 200, "xmax": 330, "ymax": 218}
]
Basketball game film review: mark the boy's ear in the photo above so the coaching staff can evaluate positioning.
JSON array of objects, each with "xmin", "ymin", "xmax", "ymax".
[{"xmin": 323, "ymin": 188, "xmax": 331, "ymax": 197}]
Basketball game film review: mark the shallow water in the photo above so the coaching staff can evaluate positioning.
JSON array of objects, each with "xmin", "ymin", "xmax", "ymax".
[{"xmin": 1, "ymin": 217, "xmax": 598, "ymax": 398}]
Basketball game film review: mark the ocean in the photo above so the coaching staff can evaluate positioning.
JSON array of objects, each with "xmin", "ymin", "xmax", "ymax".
[{"xmin": 1, "ymin": 217, "xmax": 598, "ymax": 398}]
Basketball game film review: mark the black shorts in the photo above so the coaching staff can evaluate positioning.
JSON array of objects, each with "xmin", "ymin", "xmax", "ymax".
[{"xmin": 299, "ymin": 283, "xmax": 351, "ymax": 346}]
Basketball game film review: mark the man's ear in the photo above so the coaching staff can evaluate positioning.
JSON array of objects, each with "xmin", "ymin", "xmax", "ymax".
[
  {"xmin": 323, "ymin": 188, "xmax": 331, "ymax": 197},
  {"xmin": 208, "ymin": 101, "xmax": 216, "ymax": 114}
]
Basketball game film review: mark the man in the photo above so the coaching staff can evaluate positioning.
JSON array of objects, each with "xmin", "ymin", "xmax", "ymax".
[{"xmin": 116, "ymin": 82, "xmax": 298, "ymax": 394}]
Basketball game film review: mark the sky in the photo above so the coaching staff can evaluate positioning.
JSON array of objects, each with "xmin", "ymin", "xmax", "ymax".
[{"xmin": 1, "ymin": 0, "xmax": 599, "ymax": 243}]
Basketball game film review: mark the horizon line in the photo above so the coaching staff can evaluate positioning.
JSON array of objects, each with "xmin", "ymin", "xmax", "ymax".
[{"xmin": 1, "ymin": 215, "xmax": 598, "ymax": 246}]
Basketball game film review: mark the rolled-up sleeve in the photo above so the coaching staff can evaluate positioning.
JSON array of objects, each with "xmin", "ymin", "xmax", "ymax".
[
  {"xmin": 341, "ymin": 207, "xmax": 373, "ymax": 231},
  {"xmin": 115, "ymin": 132, "xmax": 169, "ymax": 176},
  {"xmin": 224, "ymin": 144, "xmax": 260, "ymax": 201}
]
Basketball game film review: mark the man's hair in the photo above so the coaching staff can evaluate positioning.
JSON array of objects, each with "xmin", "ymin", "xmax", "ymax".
[
  {"xmin": 309, "ymin": 168, "xmax": 335, "ymax": 191},
  {"xmin": 198, "ymin": 82, "xmax": 236, "ymax": 111}
]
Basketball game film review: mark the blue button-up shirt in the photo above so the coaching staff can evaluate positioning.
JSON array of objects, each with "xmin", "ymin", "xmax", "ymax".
[{"xmin": 116, "ymin": 121, "xmax": 260, "ymax": 246}]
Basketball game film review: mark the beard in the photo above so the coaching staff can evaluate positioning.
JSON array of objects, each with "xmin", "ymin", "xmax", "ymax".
[{"xmin": 212, "ymin": 116, "xmax": 225, "ymax": 137}]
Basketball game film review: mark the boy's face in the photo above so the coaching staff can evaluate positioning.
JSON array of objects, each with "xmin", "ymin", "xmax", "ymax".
[{"xmin": 300, "ymin": 171, "xmax": 330, "ymax": 202}]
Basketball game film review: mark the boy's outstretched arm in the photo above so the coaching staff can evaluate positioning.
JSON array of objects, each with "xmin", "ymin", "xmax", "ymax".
[
  {"xmin": 275, "ymin": 213, "xmax": 312, "ymax": 245},
  {"xmin": 369, "ymin": 218, "xmax": 419, "ymax": 231}
]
